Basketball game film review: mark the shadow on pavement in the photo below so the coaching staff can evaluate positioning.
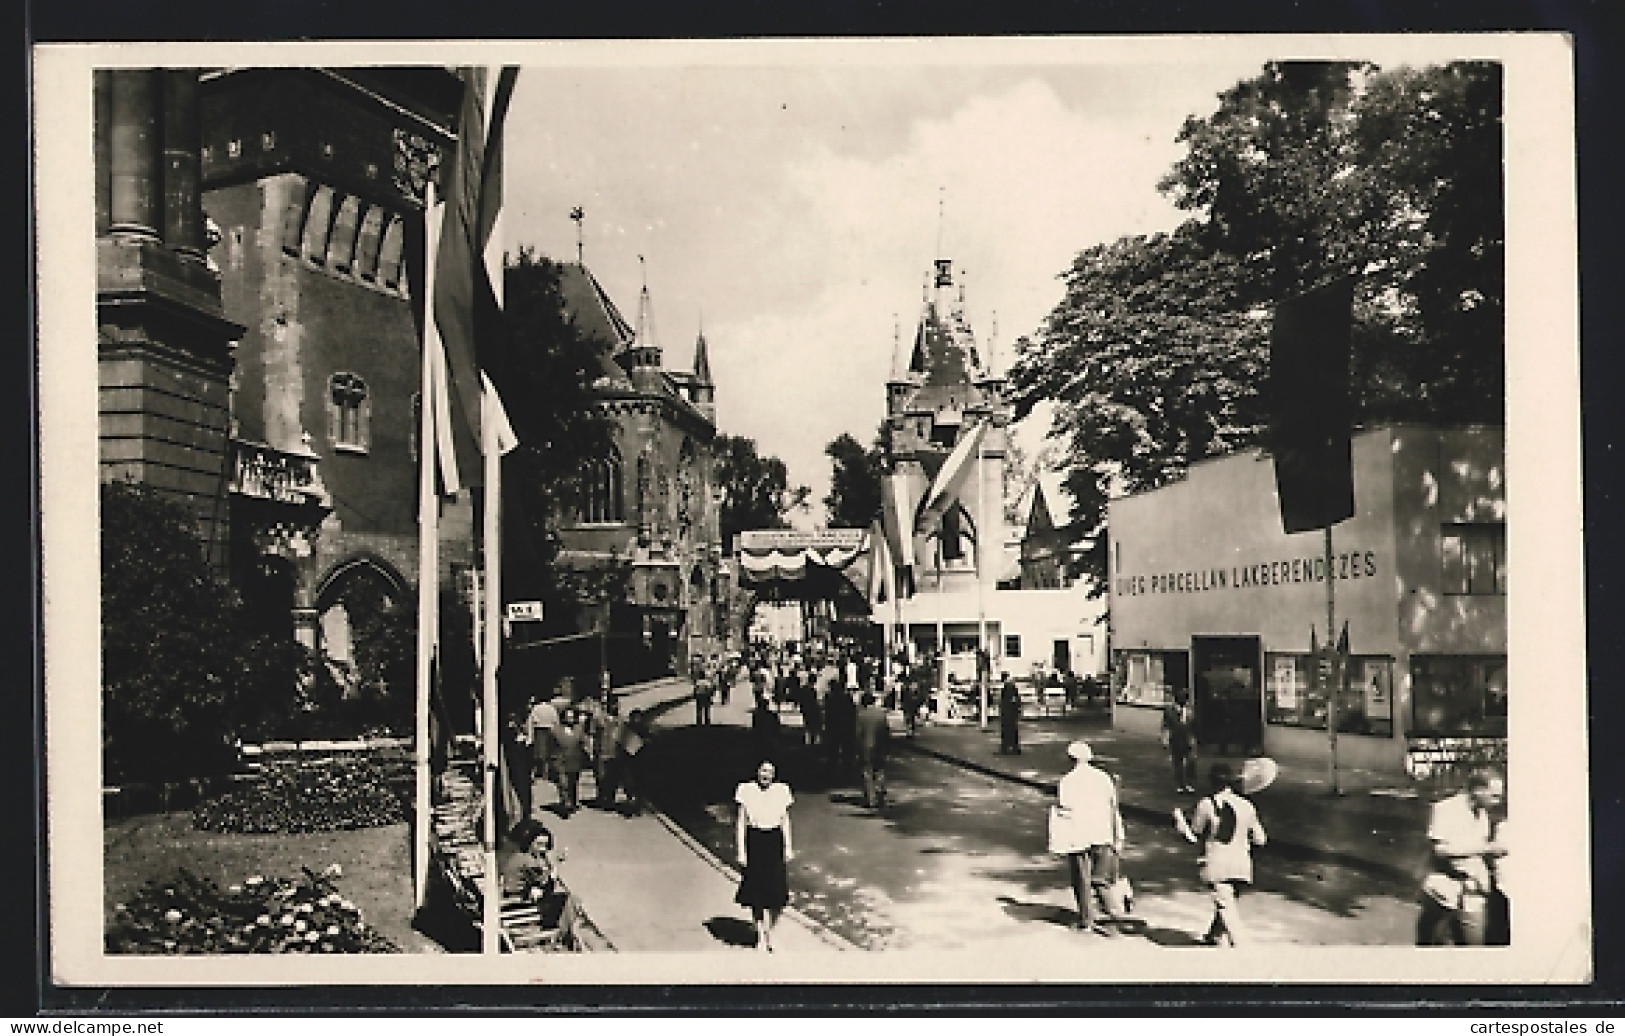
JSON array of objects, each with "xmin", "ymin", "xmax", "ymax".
[
  {"xmin": 703, "ymin": 915, "xmax": 757, "ymax": 948},
  {"xmin": 995, "ymin": 895, "xmax": 1076, "ymax": 929}
]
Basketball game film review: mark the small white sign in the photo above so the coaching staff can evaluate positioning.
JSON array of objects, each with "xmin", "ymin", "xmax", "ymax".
[{"xmin": 505, "ymin": 600, "xmax": 544, "ymax": 622}]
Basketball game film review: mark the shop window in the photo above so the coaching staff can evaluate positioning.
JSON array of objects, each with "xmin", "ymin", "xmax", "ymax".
[
  {"xmin": 1113, "ymin": 648, "xmax": 1187, "ymax": 708},
  {"xmin": 1411, "ymin": 655, "xmax": 1507, "ymax": 738},
  {"xmin": 1266, "ymin": 653, "xmax": 1395, "ymax": 737},
  {"xmin": 328, "ymin": 372, "xmax": 370, "ymax": 452},
  {"xmin": 577, "ymin": 449, "xmax": 625, "ymax": 524},
  {"xmin": 1441, "ymin": 523, "xmax": 1506, "ymax": 595},
  {"xmin": 1004, "ymin": 634, "xmax": 1022, "ymax": 658}
]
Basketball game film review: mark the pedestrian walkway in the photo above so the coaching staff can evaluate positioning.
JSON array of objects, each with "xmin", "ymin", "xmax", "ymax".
[
  {"xmin": 902, "ymin": 707, "xmax": 1431, "ymax": 884},
  {"xmin": 533, "ymin": 673, "xmax": 849, "ymax": 952}
]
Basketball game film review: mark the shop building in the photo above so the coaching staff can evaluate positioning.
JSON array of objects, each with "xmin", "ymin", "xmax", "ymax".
[{"xmin": 1107, "ymin": 424, "xmax": 1506, "ymax": 775}]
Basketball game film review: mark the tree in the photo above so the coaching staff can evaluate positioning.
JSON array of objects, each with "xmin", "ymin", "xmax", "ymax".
[
  {"xmin": 823, "ymin": 430, "xmax": 885, "ymax": 528},
  {"xmin": 101, "ymin": 482, "xmax": 305, "ymax": 783},
  {"xmin": 1010, "ymin": 60, "xmax": 1504, "ymax": 591},
  {"xmin": 713, "ymin": 433, "xmax": 808, "ymax": 547}
]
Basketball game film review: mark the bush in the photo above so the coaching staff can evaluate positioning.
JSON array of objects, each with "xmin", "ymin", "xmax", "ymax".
[
  {"xmin": 106, "ymin": 865, "xmax": 398, "ymax": 954},
  {"xmin": 193, "ymin": 755, "xmax": 409, "ymax": 835}
]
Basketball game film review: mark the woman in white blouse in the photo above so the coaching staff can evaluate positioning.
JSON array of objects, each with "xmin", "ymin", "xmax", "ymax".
[{"xmin": 734, "ymin": 760, "xmax": 794, "ymax": 951}]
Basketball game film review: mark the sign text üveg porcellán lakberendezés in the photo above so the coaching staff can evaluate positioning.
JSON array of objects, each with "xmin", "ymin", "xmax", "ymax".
[{"xmin": 1115, "ymin": 550, "xmax": 1378, "ymax": 597}]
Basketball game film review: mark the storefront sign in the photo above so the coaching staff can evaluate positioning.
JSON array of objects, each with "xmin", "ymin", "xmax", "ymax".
[
  {"xmin": 1113, "ymin": 550, "xmax": 1378, "ymax": 597},
  {"xmin": 740, "ymin": 528, "xmax": 865, "ymax": 550}
]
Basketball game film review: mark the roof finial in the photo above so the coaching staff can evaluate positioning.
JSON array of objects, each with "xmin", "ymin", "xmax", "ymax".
[
  {"xmin": 935, "ymin": 185, "xmax": 945, "ymax": 258},
  {"xmin": 570, "ymin": 206, "xmax": 585, "ymax": 264},
  {"xmin": 989, "ymin": 310, "xmax": 999, "ymax": 375}
]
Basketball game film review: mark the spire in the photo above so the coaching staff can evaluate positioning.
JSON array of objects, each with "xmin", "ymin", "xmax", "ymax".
[
  {"xmin": 633, "ymin": 253, "xmax": 659, "ymax": 350},
  {"xmin": 889, "ymin": 312, "xmax": 908, "ymax": 381},
  {"xmin": 569, "ymin": 205, "xmax": 585, "ymax": 264},
  {"xmin": 692, "ymin": 326, "xmax": 713, "ymax": 387}
]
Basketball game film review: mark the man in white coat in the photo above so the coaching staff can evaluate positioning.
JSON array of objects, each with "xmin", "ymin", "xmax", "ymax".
[{"xmin": 1053, "ymin": 740, "xmax": 1127, "ymax": 935}]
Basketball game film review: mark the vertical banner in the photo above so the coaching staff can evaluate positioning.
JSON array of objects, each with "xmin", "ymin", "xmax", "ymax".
[{"xmin": 1270, "ymin": 277, "xmax": 1356, "ymax": 534}]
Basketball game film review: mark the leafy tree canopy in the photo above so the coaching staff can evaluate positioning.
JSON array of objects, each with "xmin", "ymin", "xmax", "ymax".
[
  {"xmin": 713, "ymin": 433, "xmax": 808, "ymax": 547},
  {"xmin": 1009, "ymin": 60, "xmax": 1504, "ymax": 590},
  {"xmin": 823, "ymin": 430, "xmax": 886, "ymax": 528}
]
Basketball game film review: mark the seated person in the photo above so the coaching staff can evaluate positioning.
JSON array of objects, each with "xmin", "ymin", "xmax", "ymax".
[{"xmin": 499, "ymin": 818, "xmax": 571, "ymax": 928}]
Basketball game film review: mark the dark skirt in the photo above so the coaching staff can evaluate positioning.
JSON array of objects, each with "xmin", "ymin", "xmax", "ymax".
[{"xmin": 735, "ymin": 825, "xmax": 790, "ymax": 910}]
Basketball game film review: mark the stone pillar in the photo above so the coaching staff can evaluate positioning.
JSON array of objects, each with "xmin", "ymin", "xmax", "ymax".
[
  {"xmin": 93, "ymin": 71, "xmax": 112, "ymax": 235},
  {"xmin": 161, "ymin": 69, "xmax": 205, "ymax": 260},
  {"xmin": 108, "ymin": 70, "xmax": 162, "ymax": 241}
]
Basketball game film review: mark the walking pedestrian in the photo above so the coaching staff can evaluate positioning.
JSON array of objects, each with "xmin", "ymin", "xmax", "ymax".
[
  {"xmin": 1417, "ymin": 765, "xmax": 1508, "ymax": 946},
  {"xmin": 797, "ymin": 674, "xmax": 823, "ymax": 747},
  {"xmin": 593, "ymin": 695, "xmax": 627, "ymax": 809},
  {"xmin": 550, "ymin": 709, "xmax": 588, "ymax": 817},
  {"xmin": 694, "ymin": 663, "xmax": 715, "ymax": 726},
  {"xmin": 823, "ymin": 679, "xmax": 857, "ymax": 780},
  {"xmin": 854, "ymin": 691, "xmax": 891, "ymax": 809},
  {"xmin": 1174, "ymin": 762, "xmax": 1267, "ymax": 947},
  {"xmin": 1050, "ymin": 740, "xmax": 1128, "ymax": 934},
  {"xmin": 1161, "ymin": 689, "xmax": 1197, "ymax": 792},
  {"xmin": 734, "ymin": 760, "xmax": 794, "ymax": 952},
  {"xmin": 750, "ymin": 692, "xmax": 782, "ymax": 766},
  {"xmin": 525, "ymin": 692, "xmax": 561, "ymax": 784},
  {"xmin": 998, "ymin": 674, "xmax": 1022, "ymax": 755},
  {"xmin": 618, "ymin": 708, "xmax": 650, "ymax": 816}
]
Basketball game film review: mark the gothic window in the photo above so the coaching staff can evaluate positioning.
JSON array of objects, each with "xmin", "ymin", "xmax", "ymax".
[
  {"xmin": 328, "ymin": 372, "xmax": 371, "ymax": 452},
  {"xmin": 328, "ymin": 195, "xmax": 362, "ymax": 271},
  {"xmin": 577, "ymin": 448, "xmax": 625, "ymax": 523},
  {"xmin": 377, "ymin": 216, "xmax": 405, "ymax": 290},
  {"xmin": 281, "ymin": 180, "xmax": 315, "ymax": 255},
  {"xmin": 301, "ymin": 186, "xmax": 336, "ymax": 261},
  {"xmin": 353, "ymin": 206, "xmax": 385, "ymax": 279}
]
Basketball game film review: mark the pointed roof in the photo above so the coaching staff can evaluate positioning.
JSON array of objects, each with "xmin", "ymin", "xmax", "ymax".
[
  {"xmin": 556, "ymin": 262, "xmax": 635, "ymax": 350},
  {"xmin": 692, "ymin": 329, "xmax": 713, "ymax": 386},
  {"xmin": 1025, "ymin": 482, "xmax": 1056, "ymax": 539}
]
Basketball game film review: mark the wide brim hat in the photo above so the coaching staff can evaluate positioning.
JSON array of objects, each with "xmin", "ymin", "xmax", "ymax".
[{"xmin": 1066, "ymin": 740, "xmax": 1093, "ymax": 762}]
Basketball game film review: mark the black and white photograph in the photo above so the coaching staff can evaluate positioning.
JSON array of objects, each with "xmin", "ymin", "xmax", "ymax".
[{"xmin": 34, "ymin": 35, "xmax": 1587, "ymax": 988}]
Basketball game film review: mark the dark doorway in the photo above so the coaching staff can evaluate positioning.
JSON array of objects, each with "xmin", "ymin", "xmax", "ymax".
[
  {"xmin": 1052, "ymin": 638, "xmax": 1071, "ymax": 675},
  {"xmin": 1191, "ymin": 635, "xmax": 1263, "ymax": 754}
]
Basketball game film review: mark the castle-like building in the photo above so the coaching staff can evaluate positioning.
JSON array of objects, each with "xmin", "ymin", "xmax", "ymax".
[
  {"xmin": 552, "ymin": 262, "xmax": 725, "ymax": 681},
  {"xmin": 878, "ymin": 257, "xmax": 1105, "ymax": 682}
]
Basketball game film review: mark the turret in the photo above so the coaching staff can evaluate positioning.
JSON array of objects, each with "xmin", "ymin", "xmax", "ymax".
[{"xmin": 690, "ymin": 328, "xmax": 715, "ymax": 423}]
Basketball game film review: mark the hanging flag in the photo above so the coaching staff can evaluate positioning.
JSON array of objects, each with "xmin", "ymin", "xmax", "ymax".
[
  {"xmin": 1269, "ymin": 276, "xmax": 1356, "ymax": 534},
  {"xmin": 866, "ymin": 520, "xmax": 896, "ymax": 608},
  {"xmin": 881, "ymin": 471, "xmax": 921, "ymax": 597},
  {"xmin": 915, "ymin": 418, "xmax": 987, "ymax": 536},
  {"xmin": 432, "ymin": 66, "xmax": 521, "ymax": 494}
]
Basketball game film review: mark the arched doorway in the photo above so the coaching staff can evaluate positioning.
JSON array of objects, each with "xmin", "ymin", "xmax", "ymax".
[{"xmin": 314, "ymin": 557, "xmax": 413, "ymax": 729}]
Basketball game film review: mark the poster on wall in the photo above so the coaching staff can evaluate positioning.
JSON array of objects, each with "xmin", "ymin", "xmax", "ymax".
[
  {"xmin": 1271, "ymin": 655, "xmax": 1298, "ymax": 709},
  {"xmin": 1362, "ymin": 659, "xmax": 1392, "ymax": 720}
]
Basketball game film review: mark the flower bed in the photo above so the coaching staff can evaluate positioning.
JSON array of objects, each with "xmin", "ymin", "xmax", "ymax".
[
  {"xmin": 193, "ymin": 755, "xmax": 408, "ymax": 834},
  {"xmin": 106, "ymin": 865, "xmax": 399, "ymax": 954}
]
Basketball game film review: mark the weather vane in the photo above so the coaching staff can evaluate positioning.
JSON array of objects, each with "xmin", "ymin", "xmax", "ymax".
[{"xmin": 569, "ymin": 206, "xmax": 585, "ymax": 263}]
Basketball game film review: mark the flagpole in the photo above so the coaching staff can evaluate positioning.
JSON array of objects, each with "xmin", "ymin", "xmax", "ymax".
[
  {"xmin": 976, "ymin": 424, "xmax": 988, "ymax": 732},
  {"xmin": 480, "ymin": 392, "xmax": 502, "ymax": 954},
  {"xmin": 413, "ymin": 183, "xmax": 441, "ymax": 910},
  {"xmin": 1325, "ymin": 526, "xmax": 1341, "ymax": 796}
]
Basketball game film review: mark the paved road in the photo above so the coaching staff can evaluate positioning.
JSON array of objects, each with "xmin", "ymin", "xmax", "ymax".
[{"xmin": 640, "ymin": 698, "xmax": 1419, "ymax": 951}]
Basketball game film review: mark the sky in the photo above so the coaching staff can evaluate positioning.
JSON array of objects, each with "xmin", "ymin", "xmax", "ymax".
[{"xmin": 498, "ymin": 39, "xmax": 1473, "ymax": 522}]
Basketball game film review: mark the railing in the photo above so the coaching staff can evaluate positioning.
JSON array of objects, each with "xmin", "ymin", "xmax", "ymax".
[{"xmin": 230, "ymin": 439, "xmax": 330, "ymax": 508}]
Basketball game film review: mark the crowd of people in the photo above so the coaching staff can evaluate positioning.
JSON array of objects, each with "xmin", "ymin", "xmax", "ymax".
[
  {"xmin": 497, "ymin": 642, "xmax": 1510, "ymax": 953},
  {"xmin": 513, "ymin": 675, "xmax": 654, "ymax": 820}
]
